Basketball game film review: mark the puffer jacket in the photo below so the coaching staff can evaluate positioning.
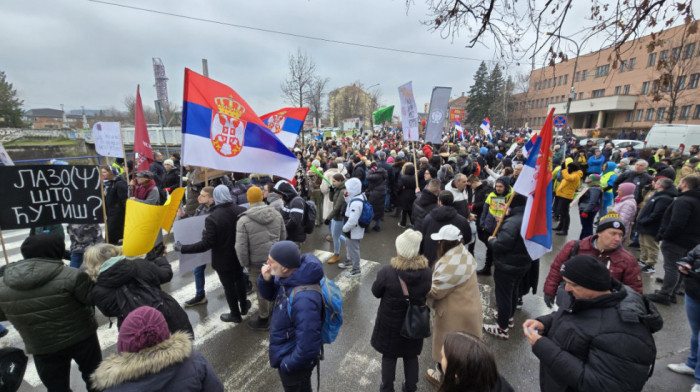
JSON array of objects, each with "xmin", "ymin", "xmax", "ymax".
[
  {"xmin": 533, "ymin": 280, "xmax": 661, "ymax": 392},
  {"xmin": 273, "ymin": 181, "xmax": 306, "ymax": 243},
  {"xmin": 343, "ymin": 178, "xmax": 366, "ymax": 240},
  {"xmin": 371, "ymin": 255, "xmax": 431, "ymax": 358},
  {"xmin": 652, "ymin": 162, "xmax": 676, "ymax": 181},
  {"xmin": 411, "ymin": 189, "xmax": 438, "ymax": 232},
  {"xmin": 578, "ymin": 185, "xmax": 603, "ymax": 215},
  {"xmin": 636, "ymin": 187, "xmax": 677, "ymax": 235},
  {"xmin": 328, "ymin": 183, "xmax": 347, "ymax": 221},
  {"xmin": 236, "ymin": 202, "xmax": 287, "ymax": 268},
  {"xmin": 420, "ymin": 205, "xmax": 471, "ymax": 266},
  {"xmin": 91, "ymin": 332, "xmax": 223, "ymax": 392},
  {"xmin": 489, "ymin": 205, "xmax": 532, "ymax": 275},
  {"xmin": 258, "ymin": 255, "xmax": 324, "ymax": 373},
  {"xmin": 613, "ymin": 194, "xmax": 637, "ymax": 237},
  {"xmin": 92, "ymin": 256, "xmax": 194, "ymax": 337},
  {"xmin": 445, "ymin": 180, "xmax": 470, "ymax": 220},
  {"xmin": 366, "ymin": 166, "xmax": 387, "ymax": 216},
  {"xmin": 556, "ymin": 165, "xmax": 583, "ymax": 199},
  {"xmin": 543, "ymin": 236, "xmax": 643, "ymax": 296},
  {"xmin": 658, "ymin": 188, "xmax": 700, "ymax": 249},
  {"xmin": 0, "ymin": 257, "xmax": 97, "ymax": 355},
  {"xmin": 397, "ymin": 174, "xmax": 417, "ymax": 210}
]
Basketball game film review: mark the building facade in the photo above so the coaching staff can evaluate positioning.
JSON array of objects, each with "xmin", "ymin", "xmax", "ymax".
[{"xmin": 511, "ymin": 24, "xmax": 700, "ymax": 132}]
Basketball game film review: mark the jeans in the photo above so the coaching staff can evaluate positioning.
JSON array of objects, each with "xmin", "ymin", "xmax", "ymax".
[
  {"xmin": 381, "ymin": 355, "xmax": 419, "ymax": 392},
  {"xmin": 33, "ymin": 334, "xmax": 102, "ymax": 392},
  {"xmin": 346, "ymin": 238, "xmax": 361, "ymax": 272},
  {"xmin": 278, "ymin": 367, "xmax": 313, "ymax": 392},
  {"xmin": 330, "ymin": 219, "xmax": 346, "ymax": 255},
  {"xmin": 193, "ymin": 264, "xmax": 206, "ymax": 297},
  {"xmin": 70, "ymin": 252, "xmax": 84, "ymax": 269},
  {"xmin": 686, "ymin": 294, "xmax": 700, "ymax": 384},
  {"xmin": 659, "ymin": 241, "xmax": 691, "ymax": 296},
  {"xmin": 494, "ymin": 269, "xmax": 523, "ymax": 330}
]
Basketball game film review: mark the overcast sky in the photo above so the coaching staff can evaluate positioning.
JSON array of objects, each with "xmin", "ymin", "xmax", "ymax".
[{"xmin": 2, "ymin": 0, "xmax": 696, "ymax": 117}]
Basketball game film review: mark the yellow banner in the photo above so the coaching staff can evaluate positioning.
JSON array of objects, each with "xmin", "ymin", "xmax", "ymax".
[{"xmin": 122, "ymin": 188, "xmax": 185, "ymax": 256}]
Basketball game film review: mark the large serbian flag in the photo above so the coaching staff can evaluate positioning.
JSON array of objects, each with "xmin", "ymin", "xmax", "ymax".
[
  {"xmin": 260, "ymin": 107, "xmax": 309, "ymax": 148},
  {"xmin": 181, "ymin": 69, "xmax": 298, "ymax": 179},
  {"xmin": 512, "ymin": 108, "xmax": 555, "ymax": 260}
]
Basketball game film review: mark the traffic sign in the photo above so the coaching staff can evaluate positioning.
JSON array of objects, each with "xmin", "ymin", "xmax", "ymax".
[{"xmin": 554, "ymin": 116, "xmax": 567, "ymax": 128}]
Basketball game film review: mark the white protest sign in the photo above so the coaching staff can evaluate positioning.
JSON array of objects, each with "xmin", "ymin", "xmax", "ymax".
[
  {"xmin": 172, "ymin": 215, "xmax": 211, "ymax": 275},
  {"xmin": 398, "ymin": 81, "xmax": 419, "ymax": 142},
  {"xmin": 93, "ymin": 122, "xmax": 124, "ymax": 157},
  {"xmin": 0, "ymin": 143, "xmax": 14, "ymax": 166}
]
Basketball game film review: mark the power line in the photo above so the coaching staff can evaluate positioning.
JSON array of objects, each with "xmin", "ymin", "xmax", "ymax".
[{"xmin": 86, "ymin": 0, "xmax": 488, "ymax": 62}]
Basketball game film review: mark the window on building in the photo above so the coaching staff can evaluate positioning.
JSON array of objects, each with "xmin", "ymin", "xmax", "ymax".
[
  {"xmin": 629, "ymin": 57, "xmax": 636, "ymax": 70},
  {"xmin": 626, "ymin": 111, "xmax": 633, "ymax": 122},
  {"xmin": 575, "ymin": 71, "xmax": 580, "ymax": 82},
  {"xmin": 624, "ymin": 85, "xmax": 630, "ymax": 94},
  {"xmin": 641, "ymin": 81, "xmax": 650, "ymax": 94},
  {"xmin": 684, "ymin": 44, "xmax": 695, "ymax": 59},
  {"xmin": 672, "ymin": 46, "xmax": 681, "ymax": 60},
  {"xmin": 647, "ymin": 52, "xmax": 657, "ymax": 67},
  {"xmin": 564, "ymin": 74, "xmax": 568, "ymax": 84},
  {"xmin": 620, "ymin": 60, "xmax": 627, "ymax": 72},
  {"xmin": 660, "ymin": 49, "xmax": 669, "ymax": 63},
  {"xmin": 694, "ymin": 105, "xmax": 700, "ymax": 119},
  {"xmin": 671, "ymin": 107, "xmax": 678, "ymax": 120},
  {"xmin": 652, "ymin": 80, "xmax": 660, "ymax": 92},
  {"xmin": 656, "ymin": 107, "xmax": 666, "ymax": 121},
  {"xmin": 614, "ymin": 86, "xmax": 621, "ymax": 95},
  {"xmin": 663, "ymin": 80, "xmax": 671, "ymax": 92},
  {"xmin": 561, "ymin": 95, "xmax": 565, "ymax": 102},
  {"xmin": 582, "ymin": 70, "xmax": 588, "ymax": 80},
  {"xmin": 548, "ymin": 78, "xmax": 552, "ymax": 88},
  {"xmin": 680, "ymin": 105, "xmax": 692, "ymax": 119},
  {"xmin": 677, "ymin": 75, "xmax": 687, "ymax": 90},
  {"xmin": 635, "ymin": 109, "xmax": 644, "ymax": 121},
  {"xmin": 578, "ymin": 92, "xmax": 583, "ymax": 100},
  {"xmin": 592, "ymin": 89, "xmax": 605, "ymax": 97},
  {"xmin": 558, "ymin": 76, "xmax": 563, "ymax": 85},
  {"xmin": 595, "ymin": 65, "xmax": 610, "ymax": 77},
  {"xmin": 645, "ymin": 108, "xmax": 655, "ymax": 121}
]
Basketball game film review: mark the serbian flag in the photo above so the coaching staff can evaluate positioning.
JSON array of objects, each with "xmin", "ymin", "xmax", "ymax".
[
  {"xmin": 181, "ymin": 69, "xmax": 298, "ymax": 179},
  {"xmin": 512, "ymin": 108, "xmax": 555, "ymax": 260},
  {"xmin": 480, "ymin": 117, "xmax": 492, "ymax": 141},
  {"xmin": 455, "ymin": 121, "xmax": 464, "ymax": 140},
  {"xmin": 260, "ymin": 107, "xmax": 309, "ymax": 148},
  {"xmin": 134, "ymin": 85, "xmax": 154, "ymax": 173}
]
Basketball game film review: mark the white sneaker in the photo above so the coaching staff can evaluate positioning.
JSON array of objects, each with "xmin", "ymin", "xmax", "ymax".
[
  {"xmin": 668, "ymin": 362, "xmax": 695, "ymax": 376},
  {"xmin": 691, "ymin": 384, "xmax": 700, "ymax": 392}
]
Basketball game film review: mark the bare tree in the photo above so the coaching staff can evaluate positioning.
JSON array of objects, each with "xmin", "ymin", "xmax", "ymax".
[
  {"xmin": 123, "ymin": 95, "xmax": 159, "ymax": 125},
  {"xmin": 305, "ymin": 76, "xmax": 329, "ymax": 126},
  {"xmin": 281, "ymin": 48, "xmax": 317, "ymax": 107}
]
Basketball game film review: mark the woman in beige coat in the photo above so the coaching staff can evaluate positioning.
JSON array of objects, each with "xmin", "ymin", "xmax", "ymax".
[{"xmin": 425, "ymin": 224, "xmax": 482, "ymax": 387}]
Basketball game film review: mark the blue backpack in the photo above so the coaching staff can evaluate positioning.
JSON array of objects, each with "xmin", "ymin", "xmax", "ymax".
[
  {"xmin": 287, "ymin": 277, "xmax": 343, "ymax": 344},
  {"xmin": 351, "ymin": 195, "xmax": 374, "ymax": 228}
]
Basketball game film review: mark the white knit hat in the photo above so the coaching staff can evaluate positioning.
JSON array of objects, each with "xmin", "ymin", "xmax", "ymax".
[{"xmin": 395, "ymin": 229, "xmax": 422, "ymax": 258}]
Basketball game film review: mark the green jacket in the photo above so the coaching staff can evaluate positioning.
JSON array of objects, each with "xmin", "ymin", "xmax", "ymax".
[{"xmin": 0, "ymin": 258, "xmax": 98, "ymax": 355}]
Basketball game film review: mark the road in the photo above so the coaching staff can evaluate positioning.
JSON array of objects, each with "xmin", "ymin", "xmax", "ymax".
[{"xmin": 3, "ymin": 208, "xmax": 694, "ymax": 392}]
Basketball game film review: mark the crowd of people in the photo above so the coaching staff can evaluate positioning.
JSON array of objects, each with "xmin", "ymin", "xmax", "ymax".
[{"xmin": 1, "ymin": 125, "xmax": 700, "ymax": 392}]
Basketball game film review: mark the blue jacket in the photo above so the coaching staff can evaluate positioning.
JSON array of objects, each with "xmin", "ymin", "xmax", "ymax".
[
  {"xmin": 587, "ymin": 155, "xmax": 606, "ymax": 174},
  {"xmin": 258, "ymin": 254, "xmax": 324, "ymax": 372}
]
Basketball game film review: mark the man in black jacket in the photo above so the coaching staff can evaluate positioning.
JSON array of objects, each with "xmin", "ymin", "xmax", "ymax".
[
  {"xmin": 613, "ymin": 160, "xmax": 653, "ymax": 204},
  {"xmin": 523, "ymin": 255, "xmax": 661, "ymax": 392},
  {"xmin": 149, "ymin": 151, "xmax": 166, "ymax": 188},
  {"xmin": 420, "ymin": 191, "xmax": 471, "ymax": 267},
  {"xmin": 101, "ymin": 166, "xmax": 128, "ymax": 245},
  {"xmin": 467, "ymin": 175, "xmax": 493, "ymax": 256},
  {"xmin": 272, "ymin": 180, "xmax": 307, "ymax": 244},
  {"xmin": 636, "ymin": 178, "xmax": 677, "ymax": 274},
  {"xmin": 412, "ymin": 179, "xmax": 440, "ymax": 232}
]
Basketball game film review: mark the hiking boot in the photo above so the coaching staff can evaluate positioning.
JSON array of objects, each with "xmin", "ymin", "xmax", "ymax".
[
  {"xmin": 372, "ymin": 225, "xmax": 381, "ymax": 232},
  {"xmin": 326, "ymin": 235, "xmax": 333, "ymax": 242},
  {"xmin": 483, "ymin": 324, "xmax": 509, "ymax": 339},
  {"xmin": 247, "ymin": 317, "xmax": 270, "ymax": 331},
  {"xmin": 646, "ymin": 292, "xmax": 671, "ymax": 305},
  {"xmin": 328, "ymin": 254, "xmax": 341, "ymax": 264},
  {"xmin": 240, "ymin": 300, "xmax": 252, "ymax": 316},
  {"xmin": 345, "ymin": 269, "xmax": 361, "ymax": 278},
  {"xmin": 338, "ymin": 261, "xmax": 353, "ymax": 269},
  {"xmin": 425, "ymin": 368, "xmax": 442, "ymax": 387},
  {"xmin": 641, "ymin": 265, "xmax": 656, "ymax": 274},
  {"xmin": 398, "ymin": 222, "xmax": 408, "ymax": 228},
  {"xmin": 184, "ymin": 294, "xmax": 207, "ymax": 307},
  {"xmin": 220, "ymin": 313, "xmax": 243, "ymax": 323},
  {"xmin": 476, "ymin": 267, "xmax": 491, "ymax": 276},
  {"xmin": 668, "ymin": 362, "xmax": 695, "ymax": 376}
]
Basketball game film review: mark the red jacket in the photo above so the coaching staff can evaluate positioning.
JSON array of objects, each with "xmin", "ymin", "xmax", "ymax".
[
  {"xmin": 422, "ymin": 144, "xmax": 432, "ymax": 159},
  {"xmin": 543, "ymin": 236, "xmax": 643, "ymax": 296}
]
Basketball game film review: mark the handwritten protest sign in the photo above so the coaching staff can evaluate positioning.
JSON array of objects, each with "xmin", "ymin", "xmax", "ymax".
[
  {"xmin": 93, "ymin": 122, "xmax": 124, "ymax": 157},
  {"xmin": 398, "ymin": 81, "xmax": 419, "ymax": 142},
  {"xmin": 0, "ymin": 165, "xmax": 103, "ymax": 229}
]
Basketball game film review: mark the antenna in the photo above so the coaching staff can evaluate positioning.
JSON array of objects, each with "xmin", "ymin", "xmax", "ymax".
[{"xmin": 152, "ymin": 58, "xmax": 169, "ymax": 106}]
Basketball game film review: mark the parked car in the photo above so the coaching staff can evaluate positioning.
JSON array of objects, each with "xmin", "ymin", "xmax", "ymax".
[
  {"xmin": 612, "ymin": 139, "xmax": 645, "ymax": 150},
  {"xmin": 645, "ymin": 124, "xmax": 700, "ymax": 149}
]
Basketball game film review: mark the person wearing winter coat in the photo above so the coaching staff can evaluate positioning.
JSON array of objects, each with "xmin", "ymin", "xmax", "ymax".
[
  {"xmin": 578, "ymin": 174, "xmax": 603, "ymax": 240},
  {"xmin": 67, "ymin": 223, "xmax": 104, "ymax": 269},
  {"xmin": 258, "ymin": 242, "xmax": 323, "ymax": 391},
  {"xmin": 84, "ymin": 243, "xmax": 194, "ymax": 337},
  {"xmin": 324, "ymin": 174, "xmax": 348, "ymax": 264},
  {"xmin": 339, "ymin": 177, "xmax": 366, "ymax": 277},
  {"xmin": 102, "ymin": 165, "xmax": 128, "ymax": 245},
  {"xmin": 524, "ymin": 255, "xmax": 661, "ymax": 392},
  {"xmin": 680, "ymin": 157, "xmax": 700, "ymax": 182},
  {"xmin": 554, "ymin": 161, "xmax": 584, "ymax": 236},
  {"xmin": 420, "ymin": 191, "xmax": 471, "ymax": 267},
  {"xmin": 91, "ymin": 306, "xmax": 223, "ymax": 392},
  {"xmin": 236, "ymin": 186, "xmax": 287, "ymax": 331},
  {"xmin": 161, "ymin": 159, "xmax": 181, "ymax": 191},
  {"xmin": 320, "ymin": 159, "xmax": 347, "ymax": 221},
  {"xmin": 177, "ymin": 185, "xmax": 249, "ymax": 323},
  {"xmin": 542, "ymin": 213, "xmax": 643, "ymax": 308},
  {"xmin": 424, "ymin": 225, "xmax": 482, "ymax": 386},
  {"xmin": 484, "ymin": 195, "xmax": 533, "ymax": 340},
  {"xmin": 307, "ymin": 160, "xmax": 324, "ymax": 226},
  {"xmin": 613, "ymin": 182, "xmax": 637, "ymax": 245},
  {"xmin": 587, "ymin": 149, "xmax": 606, "ymax": 175},
  {"xmin": 366, "ymin": 162, "xmax": 388, "ymax": 231},
  {"xmin": 652, "ymin": 161, "xmax": 677, "ymax": 181},
  {"xmin": 613, "ymin": 160, "xmax": 653, "ymax": 204},
  {"xmin": 371, "ymin": 230, "xmax": 432, "ymax": 392},
  {"xmin": 599, "ymin": 161, "xmax": 618, "ymax": 219},
  {"xmin": 636, "ymin": 178, "xmax": 677, "ymax": 274},
  {"xmin": 0, "ymin": 234, "xmax": 101, "ymax": 392},
  {"xmin": 272, "ymin": 180, "xmax": 307, "ymax": 244},
  {"xmin": 467, "ymin": 175, "xmax": 494, "ymax": 255},
  {"xmin": 398, "ymin": 163, "xmax": 417, "ymax": 228},
  {"xmin": 444, "ymin": 173, "xmax": 470, "ymax": 221},
  {"xmin": 478, "ymin": 177, "xmax": 513, "ymax": 275},
  {"xmin": 411, "ymin": 180, "xmax": 440, "ymax": 232}
]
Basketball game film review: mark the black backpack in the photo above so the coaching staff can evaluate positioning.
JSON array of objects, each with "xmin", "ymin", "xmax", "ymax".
[
  {"xmin": 0, "ymin": 348, "xmax": 27, "ymax": 392},
  {"xmin": 302, "ymin": 200, "xmax": 318, "ymax": 234},
  {"xmin": 115, "ymin": 277, "xmax": 164, "ymax": 320}
]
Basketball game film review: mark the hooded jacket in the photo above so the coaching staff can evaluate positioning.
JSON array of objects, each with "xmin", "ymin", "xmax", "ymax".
[
  {"xmin": 235, "ymin": 202, "xmax": 287, "ymax": 268},
  {"xmin": 489, "ymin": 205, "xmax": 532, "ymax": 275},
  {"xmin": 679, "ymin": 244, "xmax": 700, "ymax": 301},
  {"xmin": 328, "ymin": 182, "xmax": 347, "ymax": 221},
  {"xmin": 578, "ymin": 183, "xmax": 603, "ymax": 215},
  {"xmin": 273, "ymin": 181, "xmax": 307, "ymax": 243},
  {"xmin": 445, "ymin": 179, "xmax": 470, "ymax": 220},
  {"xmin": 105, "ymin": 175, "xmax": 128, "ymax": 243},
  {"xmin": 533, "ymin": 280, "xmax": 661, "ymax": 392},
  {"xmin": 556, "ymin": 163, "xmax": 583, "ymax": 199},
  {"xmin": 652, "ymin": 162, "xmax": 676, "ymax": 180},
  {"xmin": 420, "ymin": 205, "xmax": 471, "ymax": 266},
  {"xmin": 587, "ymin": 154, "xmax": 606, "ymax": 174},
  {"xmin": 612, "ymin": 194, "xmax": 637, "ymax": 237},
  {"xmin": 365, "ymin": 165, "xmax": 388, "ymax": 211},
  {"xmin": 636, "ymin": 187, "xmax": 677, "ymax": 235},
  {"xmin": 343, "ymin": 177, "xmax": 366, "ymax": 240},
  {"xmin": 91, "ymin": 332, "xmax": 223, "ymax": 392},
  {"xmin": 658, "ymin": 188, "xmax": 700, "ymax": 249},
  {"xmin": 258, "ymin": 255, "xmax": 324, "ymax": 373},
  {"xmin": 411, "ymin": 189, "xmax": 439, "ymax": 232}
]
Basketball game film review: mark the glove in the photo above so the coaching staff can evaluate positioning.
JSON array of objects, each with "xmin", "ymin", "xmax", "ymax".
[
  {"xmin": 544, "ymin": 294, "xmax": 555, "ymax": 309},
  {"xmin": 173, "ymin": 241, "xmax": 183, "ymax": 252},
  {"xmin": 324, "ymin": 219, "xmax": 331, "ymax": 225},
  {"xmin": 580, "ymin": 212, "xmax": 588, "ymax": 218}
]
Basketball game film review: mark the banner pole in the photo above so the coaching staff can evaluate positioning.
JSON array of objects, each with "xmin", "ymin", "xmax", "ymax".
[
  {"xmin": 491, "ymin": 193, "xmax": 515, "ymax": 237},
  {"xmin": 99, "ymin": 170, "xmax": 109, "ymax": 244},
  {"xmin": 0, "ymin": 226, "xmax": 8, "ymax": 265},
  {"xmin": 119, "ymin": 125, "xmax": 131, "ymax": 190},
  {"xmin": 411, "ymin": 141, "xmax": 419, "ymax": 192},
  {"xmin": 204, "ymin": 168, "xmax": 209, "ymax": 186}
]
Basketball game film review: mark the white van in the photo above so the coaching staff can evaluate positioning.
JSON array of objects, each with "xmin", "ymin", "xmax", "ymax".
[{"xmin": 645, "ymin": 124, "xmax": 700, "ymax": 150}]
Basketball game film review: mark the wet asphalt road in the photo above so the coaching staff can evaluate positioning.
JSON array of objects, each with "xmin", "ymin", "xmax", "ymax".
[{"xmin": 7, "ymin": 205, "xmax": 696, "ymax": 392}]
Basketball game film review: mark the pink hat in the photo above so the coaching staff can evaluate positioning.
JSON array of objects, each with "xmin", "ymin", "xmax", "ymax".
[
  {"xmin": 387, "ymin": 157, "xmax": 395, "ymax": 163},
  {"xmin": 618, "ymin": 182, "xmax": 636, "ymax": 196},
  {"xmin": 117, "ymin": 306, "xmax": 170, "ymax": 354}
]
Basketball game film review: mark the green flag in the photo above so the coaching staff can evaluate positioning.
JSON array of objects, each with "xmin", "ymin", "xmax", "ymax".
[{"xmin": 373, "ymin": 105, "xmax": 394, "ymax": 124}]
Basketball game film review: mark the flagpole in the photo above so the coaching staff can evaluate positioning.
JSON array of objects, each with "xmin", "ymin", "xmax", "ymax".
[
  {"xmin": 411, "ymin": 141, "xmax": 419, "ymax": 192},
  {"xmin": 0, "ymin": 226, "xmax": 8, "ymax": 265},
  {"xmin": 491, "ymin": 193, "xmax": 515, "ymax": 237},
  {"xmin": 119, "ymin": 124, "xmax": 131, "ymax": 192}
]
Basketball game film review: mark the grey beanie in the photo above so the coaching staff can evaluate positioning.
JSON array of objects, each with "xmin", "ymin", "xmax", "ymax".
[{"xmin": 269, "ymin": 241, "xmax": 301, "ymax": 269}]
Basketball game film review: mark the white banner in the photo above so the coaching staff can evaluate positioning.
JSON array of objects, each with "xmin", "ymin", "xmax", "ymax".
[
  {"xmin": 172, "ymin": 215, "xmax": 211, "ymax": 275},
  {"xmin": 0, "ymin": 143, "xmax": 14, "ymax": 166},
  {"xmin": 398, "ymin": 81, "xmax": 419, "ymax": 142},
  {"xmin": 93, "ymin": 122, "xmax": 124, "ymax": 158}
]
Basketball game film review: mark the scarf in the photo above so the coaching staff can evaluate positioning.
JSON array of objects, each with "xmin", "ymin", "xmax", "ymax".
[
  {"xmin": 134, "ymin": 182, "xmax": 155, "ymax": 200},
  {"xmin": 432, "ymin": 244, "xmax": 477, "ymax": 291}
]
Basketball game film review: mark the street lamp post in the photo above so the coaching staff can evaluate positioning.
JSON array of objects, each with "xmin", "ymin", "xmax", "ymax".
[{"xmin": 546, "ymin": 32, "xmax": 581, "ymax": 133}]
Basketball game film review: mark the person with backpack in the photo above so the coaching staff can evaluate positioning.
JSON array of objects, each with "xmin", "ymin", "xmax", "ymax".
[
  {"xmin": 338, "ymin": 177, "xmax": 367, "ymax": 278},
  {"xmin": 83, "ymin": 243, "xmax": 194, "ymax": 337},
  {"xmin": 273, "ymin": 180, "xmax": 307, "ymax": 245},
  {"xmin": 258, "ymin": 241, "xmax": 324, "ymax": 392},
  {"xmin": 370, "ymin": 229, "xmax": 432, "ymax": 392}
]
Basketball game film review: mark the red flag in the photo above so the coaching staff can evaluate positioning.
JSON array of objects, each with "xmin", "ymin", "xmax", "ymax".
[{"xmin": 134, "ymin": 85, "xmax": 153, "ymax": 173}]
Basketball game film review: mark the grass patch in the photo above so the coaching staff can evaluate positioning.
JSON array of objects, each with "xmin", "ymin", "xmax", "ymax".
[{"xmin": 5, "ymin": 138, "xmax": 79, "ymax": 147}]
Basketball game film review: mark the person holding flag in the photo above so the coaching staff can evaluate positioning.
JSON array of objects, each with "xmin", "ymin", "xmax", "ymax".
[
  {"xmin": 480, "ymin": 117, "xmax": 493, "ymax": 142},
  {"xmin": 455, "ymin": 121, "xmax": 464, "ymax": 141}
]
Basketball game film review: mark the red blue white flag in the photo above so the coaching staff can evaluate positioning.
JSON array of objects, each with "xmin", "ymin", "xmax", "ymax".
[
  {"xmin": 260, "ymin": 107, "xmax": 309, "ymax": 148},
  {"xmin": 480, "ymin": 117, "xmax": 492, "ymax": 141},
  {"xmin": 512, "ymin": 108, "xmax": 555, "ymax": 260},
  {"xmin": 181, "ymin": 69, "xmax": 298, "ymax": 179}
]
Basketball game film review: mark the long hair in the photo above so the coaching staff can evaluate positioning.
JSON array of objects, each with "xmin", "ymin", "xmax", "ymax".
[
  {"xmin": 438, "ymin": 332, "xmax": 499, "ymax": 392},
  {"xmin": 436, "ymin": 239, "xmax": 460, "ymax": 260},
  {"xmin": 83, "ymin": 243, "xmax": 122, "ymax": 281}
]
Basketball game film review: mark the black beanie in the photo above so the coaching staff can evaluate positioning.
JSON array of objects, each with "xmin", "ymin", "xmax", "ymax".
[
  {"xmin": 509, "ymin": 194, "xmax": 527, "ymax": 208},
  {"xmin": 21, "ymin": 233, "xmax": 65, "ymax": 260},
  {"xmin": 560, "ymin": 255, "xmax": 611, "ymax": 292}
]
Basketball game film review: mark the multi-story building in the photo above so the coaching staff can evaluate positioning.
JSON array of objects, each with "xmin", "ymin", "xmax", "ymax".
[{"xmin": 511, "ymin": 24, "xmax": 700, "ymax": 132}]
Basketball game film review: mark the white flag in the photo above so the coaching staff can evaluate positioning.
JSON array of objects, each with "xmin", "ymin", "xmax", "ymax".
[
  {"xmin": 398, "ymin": 81, "xmax": 420, "ymax": 142},
  {"xmin": 93, "ymin": 122, "xmax": 124, "ymax": 158}
]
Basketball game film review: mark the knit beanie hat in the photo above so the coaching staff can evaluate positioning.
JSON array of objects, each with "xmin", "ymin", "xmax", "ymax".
[
  {"xmin": 398, "ymin": 151, "xmax": 406, "ymax": 159},
  {"xmin": 587, "ymin": 174, "xmax": 601, "ymax": 186},
  {"xmin": 395, "ymin": 229, "xmax": 422, "ymax": 258},
  {"xmin": 560, "ymin": 255, "xmax": 612, "ymax": 292},
  {"xmin": 597, "ymin": 212, "xmax": 626, "ymax": 235},
  {"xmin": 618, "ymin": 182, "xmax": 636, "ymax": 196},
  {"xmin": 21, "ymin": 233, "xmax": 65, "ymax": 260},
  {"xmin": 269, "ymin": 240, "xmax": 301, "ymax": 269},
  {"xmin": 247, "ymin": 186, "xmax": 263, "ymax": 204},
  {"xmin": 117, "ymin": 306, "xmax": 170, "ymax": 354}
]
